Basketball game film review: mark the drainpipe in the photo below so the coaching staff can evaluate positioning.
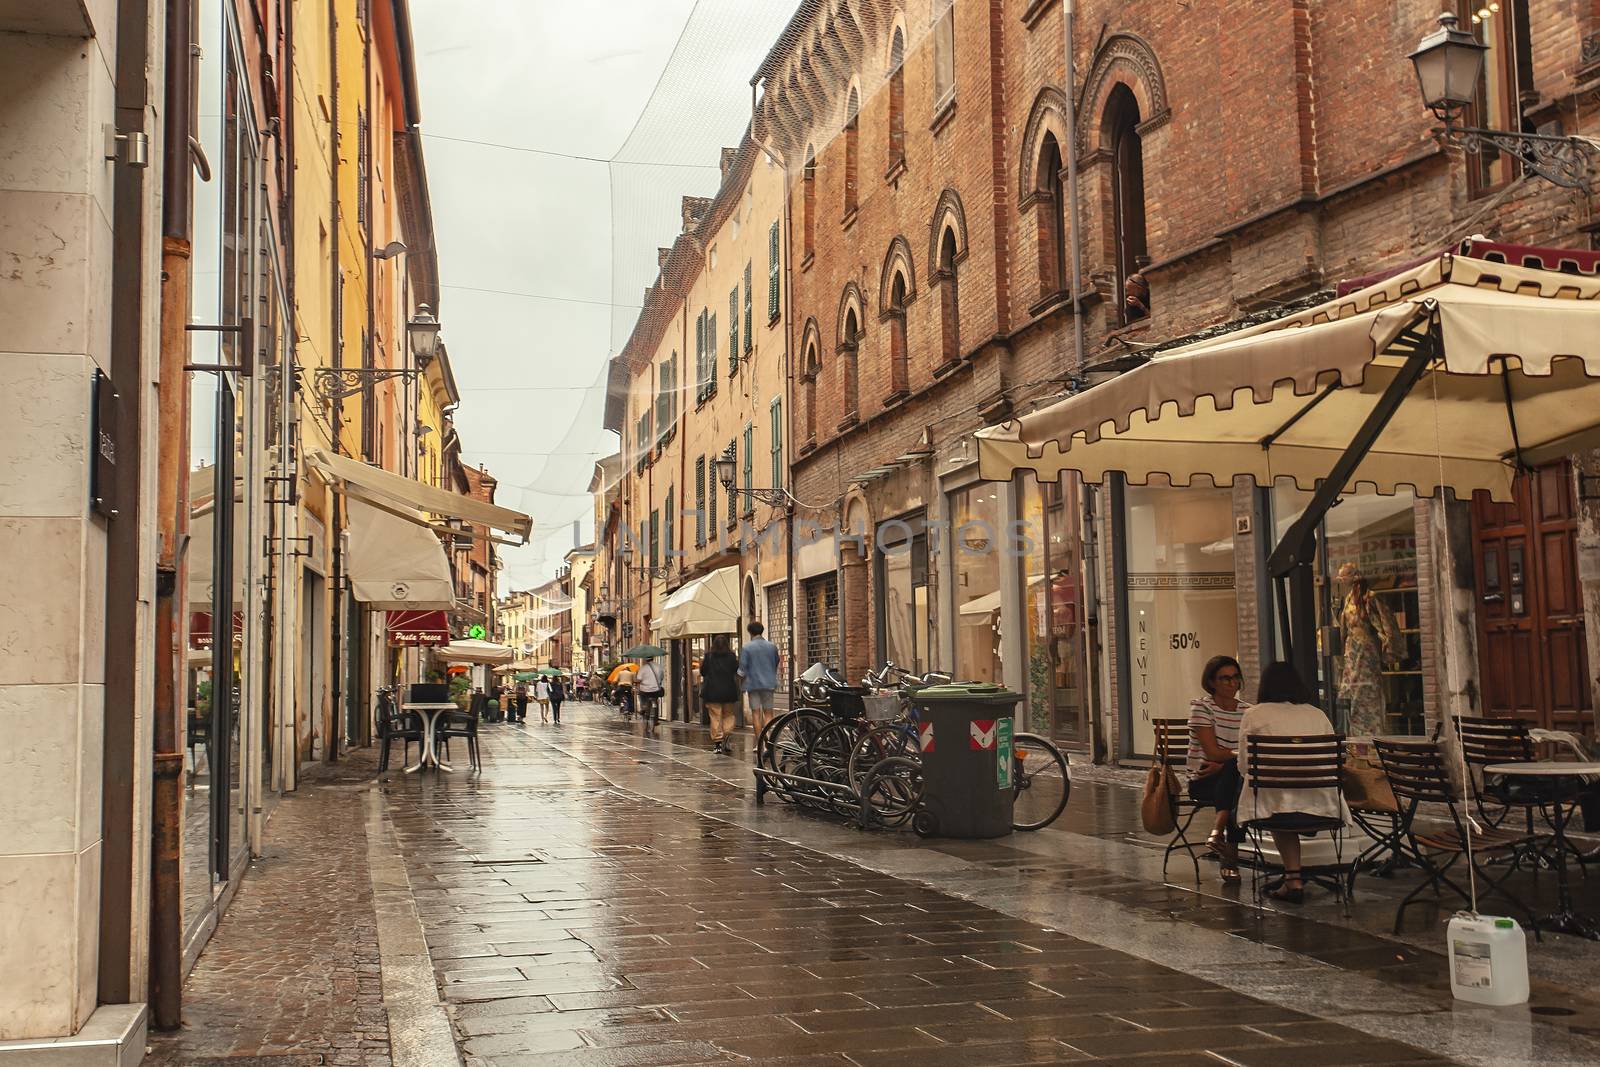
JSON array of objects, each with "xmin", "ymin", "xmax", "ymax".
[
  {"xmin": 328, "ymin": 0, "xmax": 343, "ymax": 761},
  {"xmin": 1063, "ymin": 0, "xmax": 1086, "ymax": 375},
  {"xmin": 750, "ymin": 82, "xmax": 799, "ymax": 701},
  {"xmin": 149, "ymin": 0, "xmax": 194, "ymax": 1030}
]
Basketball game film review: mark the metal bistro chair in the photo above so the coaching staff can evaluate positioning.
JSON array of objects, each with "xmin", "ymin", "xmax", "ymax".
[
  {"xmin": 1453, "ymin": 716, "xmax": 1539, "ymax": 830},
  {"xmin": 437, "ymin": 709, "xmax": 482, "ymax": 772},
  {"xmin": 376, "ymin": 692, "xmax": 425, "ymax": 772},
  {"xmin": 1242, "ymin": 733, "xmax": 1349, "ymax": 911},
  {"xmin": 1374, "ymin": 738, "xmax": 1540, "ymax": 938},
  {"xmin": 1153, "ymin": 718, "xmax": 1206, "ymax": 884}
]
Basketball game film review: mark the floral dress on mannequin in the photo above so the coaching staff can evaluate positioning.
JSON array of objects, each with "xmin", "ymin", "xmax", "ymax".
[{"xmin": 1337, "ymin": 562, "xmax": 1404, "ymax": 737}]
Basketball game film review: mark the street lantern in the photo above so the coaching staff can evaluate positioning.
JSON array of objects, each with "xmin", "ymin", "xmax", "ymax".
[
  {"xmin": 715, "ymin": 451, "xmax": 737, "ymax": 492},
  {"xmin": 1408, "ymin": 12, "xmax": 1486, "ymax": 118},
  {"xmin": 407, "ymin": 303, "xmax": 441, "ymax": 363}
]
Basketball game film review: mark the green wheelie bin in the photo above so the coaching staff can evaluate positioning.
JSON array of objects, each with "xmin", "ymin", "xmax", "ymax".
[{"xmin": 909, "ymin": 683, "xmax": 1022, "ymax": 838}]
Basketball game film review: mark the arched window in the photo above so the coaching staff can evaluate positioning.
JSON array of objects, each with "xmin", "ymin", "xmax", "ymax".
[
  {"xmin": 803, "ymin": 338, "xmax": 820, "ymax": 440},
  {"xmin": 1104, "ymin": 85, "xmax": 1148, "ymax": 323},
  {"xmin": 843, "ymin": 89, "xmax": 860, "ymax": 215},
  {"xmin": 1037, "ymin": 132, "xmax": 1066, "ymax": 297},
  {"xmin": 840, "ymin": 306, "xmax": 860, "ymax": 421},
  {"xmin": 802, "ymin": 145, "xmax": 816, "ymax": 260},
  {"xmin": 888, "ymin": 272, "xmax": 908, "ymax": 396},
  {"xmin": 937, "ymin": 227, "xmax": 960, "ymax": 367},
  {"xmin": 887, "ymin": 30, "xmax": 906, "ymax": 168}
]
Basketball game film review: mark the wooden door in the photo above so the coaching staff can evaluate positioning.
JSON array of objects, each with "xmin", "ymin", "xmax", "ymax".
[{"xmin": 1471, "ymin": 462, "xmax": 1591, "ymax": 732}]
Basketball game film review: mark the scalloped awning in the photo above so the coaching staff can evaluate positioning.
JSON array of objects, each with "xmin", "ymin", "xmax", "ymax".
[{"xmin": 975, "ymin": 255, "xmax": 1600, "ymax": 503}]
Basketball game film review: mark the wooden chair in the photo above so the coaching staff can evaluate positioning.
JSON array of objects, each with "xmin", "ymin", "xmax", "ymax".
[
  {"xmin": 1242, "ymin": 733, "xmax": 1349, "ymax": 910},
  {"xmin": 1375, "ymin": 738, "xmax": 1540, "ymax": 937},
  {"xmin": 1153, "ymin": 718, "xmax": 1204, "ymax": 883}
]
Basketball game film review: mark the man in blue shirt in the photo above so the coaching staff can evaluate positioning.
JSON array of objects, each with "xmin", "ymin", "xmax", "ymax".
[{"xmin": 737, "ymin": 620, "xmax": 782, "ymax": 738}]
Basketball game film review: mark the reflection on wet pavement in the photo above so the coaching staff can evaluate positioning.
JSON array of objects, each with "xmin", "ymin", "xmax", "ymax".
[{"xmin": 377, "ymin": 705, "xmax": 1514, "ymax": 1067}]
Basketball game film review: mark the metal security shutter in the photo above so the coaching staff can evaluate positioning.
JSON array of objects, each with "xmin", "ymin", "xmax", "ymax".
[{"xmin": 802, "ymin": 573, "xmax": 839, "ymax": 668}]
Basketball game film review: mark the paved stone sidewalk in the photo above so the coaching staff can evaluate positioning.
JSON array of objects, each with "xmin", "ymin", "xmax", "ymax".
[
  {"xmin": 146, "ymin": 751, "xmax": 393, "ymax": 1067},
  {"xmin": 382, "ymin": 710, "xmax": 1459, "ymax": 1067}
]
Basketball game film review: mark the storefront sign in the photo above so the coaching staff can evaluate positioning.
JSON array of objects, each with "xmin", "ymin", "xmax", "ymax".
[
  {"xmin": 387, "ymin": 609, "xmax": 449, "ymax": 647},
  {"xmin": 189, "ymin": 610, "xmax": 243, "ymax": 649},
  {"xmin": 995, "ymin": 717, "xmax": 1013, "ymax": 790}
]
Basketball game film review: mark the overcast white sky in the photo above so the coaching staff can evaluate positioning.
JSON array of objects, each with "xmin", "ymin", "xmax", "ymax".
[{"xmin": 410, "ymin": 0, "xmax": 797, "ymax": 594}]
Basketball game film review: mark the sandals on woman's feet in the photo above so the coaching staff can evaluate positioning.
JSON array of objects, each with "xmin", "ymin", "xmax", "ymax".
[
  {"xmin": 1204, "ymin": 831, "xmax": 1226, "ymax": 857},
  {"xmin": 1266, "ymin": 872, "xmax": 1305, "ymax": 904}
]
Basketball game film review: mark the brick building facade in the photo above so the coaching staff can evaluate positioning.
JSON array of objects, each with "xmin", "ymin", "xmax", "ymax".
[{"xmin": 752, "ymin": 0, "xmax": 1600, "ymax": 759}]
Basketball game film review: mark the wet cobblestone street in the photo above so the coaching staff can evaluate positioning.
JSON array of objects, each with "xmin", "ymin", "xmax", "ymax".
[{"xmin": 148, "ymin": 703, "xmax": 1600, "ymax": 1066}]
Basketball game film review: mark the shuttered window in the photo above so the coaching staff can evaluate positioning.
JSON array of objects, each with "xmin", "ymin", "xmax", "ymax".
[
  {"xmin": 743, "ymin": 262, "xmax": 753, "ymax": 352},
  {"xmin": 664, "ymin": 488, "xmax": 674, "ymax": 564},
  {"xmin": 767, "ymin": 221, "xmax": 780, "ymax": 322},
  {"xmin": 694, "ymin": 456, "xmax": 706, "ymax": 545},
  {"xmin": 728, "ymin": 288, "xmax": 739, "ymax": 374},
  {"xmin": 726, "ymin": 438, "xmax": 737, "ymax": 528},
  {"xmin": 742, "ymin": 423, "xmax": 754, "ymax": 515},
  {"xmin": 770, "ymin": 397, "xmax": 783, "ymax": 489}
]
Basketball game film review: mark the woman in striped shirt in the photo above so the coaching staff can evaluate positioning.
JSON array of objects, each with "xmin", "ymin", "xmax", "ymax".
[{"xmin": 1186, "ymin": 655, "xmax": 1248, "ymax": 883}]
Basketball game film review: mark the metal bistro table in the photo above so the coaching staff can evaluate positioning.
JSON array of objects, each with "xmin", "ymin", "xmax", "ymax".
[
  {"xmin": 1485, "ymin": 760, "xmax": 1600, "ymax": 940},
  {"xmin": 402, "ymin": 702, "xmax": 460, "ymax": 773}
]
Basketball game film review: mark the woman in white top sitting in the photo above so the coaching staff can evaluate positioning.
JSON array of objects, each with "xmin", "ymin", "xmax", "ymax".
[{"xmin": 1236, "ymin": 661, "xmax": 1344, "ymax": 904}]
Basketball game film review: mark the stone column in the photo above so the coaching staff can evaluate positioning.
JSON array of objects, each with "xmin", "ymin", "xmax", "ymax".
[{"xmin": 0, "ymin": 13, "xmax": 117, "ymax": 1043}]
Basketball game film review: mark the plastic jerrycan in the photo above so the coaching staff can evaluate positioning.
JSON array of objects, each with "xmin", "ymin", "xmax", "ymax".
[{"xmin": 1447, "ymin": 914, "xmax": 1530, "ymax": 1006}]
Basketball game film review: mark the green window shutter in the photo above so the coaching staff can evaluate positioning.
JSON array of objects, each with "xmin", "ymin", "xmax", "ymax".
[
  {"xmin": 707, "ymin": 312, "xmax": 717, "ymax": 397},
  {"xmin": 664, "ymin": 489, "xmax": 674, "ymax": 559},
  {"xmin": 767, "ymin": 222, "xmax": 780, "ymax": 321},
  {"xmin": 708, "ymin": 461, "xmax": 717, "ymax": 534},
  {"xmin": 770, "ymin": 397, "xmax": 783, "ymax": 488},
  {"xmin": 695, "ymin": 312, "xmax": 706, "ymax": 394},
  {"xmin": 650, "ymin": 509, "xmax": 659, "ymax": 568},
  {"xmin": 743, "ymin": 262, "xmax": 753, "ymax": 352},
  {"xmin": 742, "ymin": 423, "xmax": 754, "ymax": 514},
  {"xmin": 726, "ymin": 438, "xmax": 737, "ymax": 526},
  {"xmin": 694, "ymin": 456, "xmax": 706, "ymax": 545},
  {"xmin": 728, "ymin": 288, "xmax": 739, "ymax": 374}
]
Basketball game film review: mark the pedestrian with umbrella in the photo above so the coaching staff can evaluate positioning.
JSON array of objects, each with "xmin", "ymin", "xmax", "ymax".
[
  {"xmin": 608, "ymin": 661, "xmax": 638, "ymax": 716},
  {"xmin": 549, "ymin": 671, "xmax": 567, "ymax": 725}
]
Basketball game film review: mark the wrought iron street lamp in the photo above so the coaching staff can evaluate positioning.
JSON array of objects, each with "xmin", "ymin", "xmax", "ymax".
[
  {"xmin": 716, "ymin": 445, "xmax": 795, "ymax": 508},
  {"xmin": 1409, "ymin": 12, "xmax": 1597, "ymax": 192},
  {"xmin": 309, "ymin": 303, "xmax": 440, "ymax": 402}
]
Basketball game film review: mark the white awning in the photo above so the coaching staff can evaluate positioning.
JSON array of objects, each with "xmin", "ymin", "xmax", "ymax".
[
  {"xmin": 438, "ymin": 639, "xmax": 517, "ymax": 664},
  {"xmin": 975, "ymin": 255, "xmax": 1600, "ymax": 503},
  {"xmin": 185, "ymin": 507, "xmax": 245, "ymax": 608},
  {"xmin": 651, "ymin": 565, "xmax": 741, "ymax": 639},
  {"xmin": 346, "ymin": 498, "xmax": 454, "ymax": 610},
  {"xmin": 303, "ymin": 447, "xmax": 533, "ymax": 540}
]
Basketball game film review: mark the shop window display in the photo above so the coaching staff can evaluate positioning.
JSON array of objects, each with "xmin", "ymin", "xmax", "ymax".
[
  {"xmin": 1122, "ymin": 484, "xmax": 1238, "ymax": 755},
  {"xmin": 951, "ymin": 484, "xmax": 1005, "ymax": 683},
  {"xmin": 1271, "ymin": 485, "xmax": 1424, "ymax": 735},
  {"xmin": 876, "ymin": 513, "xmax": 932, "ymax": 676},
  {"xmin": 1018, "ymin": 474, "xmax": 1089, "ymax": 743}
]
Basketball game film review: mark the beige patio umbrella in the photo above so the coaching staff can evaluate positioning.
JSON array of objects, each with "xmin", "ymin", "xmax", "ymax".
[
  {"xmin": 976, "ymin": 254, "xmax": 1600, "ymax": 505},
  {"xmin": 975, "ymin": 252, "xmax": 1600, "ymax": 677}
]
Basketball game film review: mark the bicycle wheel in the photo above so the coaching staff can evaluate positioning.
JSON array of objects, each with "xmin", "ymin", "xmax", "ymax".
[
  {"xmin": 1011, "ymin": 732, "xmax": 1070, "ymax": 831},
  {"xmin": 846, "ymin": 724, "xmax": 921, "ymax": 795},
  {"xmin": 805, "ymin": 720, "xmax": 858, "ymax": 786},
  {"xmin": 766, "ymin": 709, "xmax": 828, "ymax": 778},
  {"xmin": 859, "ymin": 755, "xmax": 924, "ymax": 827}
]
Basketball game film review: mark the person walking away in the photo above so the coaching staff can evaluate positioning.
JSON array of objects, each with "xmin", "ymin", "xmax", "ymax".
[
  {"xmin": 700, "ymin": 634, "xmax": 742, "ymax": 754},
  {"xmin": 550, "ymin": 675, "xmax": 566, "ymax": 724},
  {"xmin": 513, "ymin": 684, "xmax": 528, "ymax": 724},
  {"xmin": 533, "ymin": 676, "xmax": 552, "ymax": 723},
  {"xmin": 575, "ymin": 672, "xmax": 588, "ymax": 702},
  {"xmin": 636, "ymin": 656, "xmax": 665, "ymax": 726},
  {"xmin": 738, "ymin": 621, "xmax": 781, "ymax": 741},
  {"xmin": 1236, "ymin": 661, "xmax": 1344, "ymax": 904}
]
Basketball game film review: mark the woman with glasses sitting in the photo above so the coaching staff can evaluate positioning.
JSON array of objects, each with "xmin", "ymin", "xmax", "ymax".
[{"xmin": 1187, "ymin": 655, "xmax": 1249, "ymax": 883}]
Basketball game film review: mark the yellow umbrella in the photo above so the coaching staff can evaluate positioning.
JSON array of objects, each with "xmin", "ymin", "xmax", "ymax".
[{"xmin": 608, "ymin": 662, "xmax": 639, "ymax": 684}]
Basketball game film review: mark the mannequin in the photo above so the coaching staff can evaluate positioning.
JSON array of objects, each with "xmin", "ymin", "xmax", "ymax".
[{"xmin": 1337, "ymin": 561, "xmax": 1404, "ymax": 737}]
